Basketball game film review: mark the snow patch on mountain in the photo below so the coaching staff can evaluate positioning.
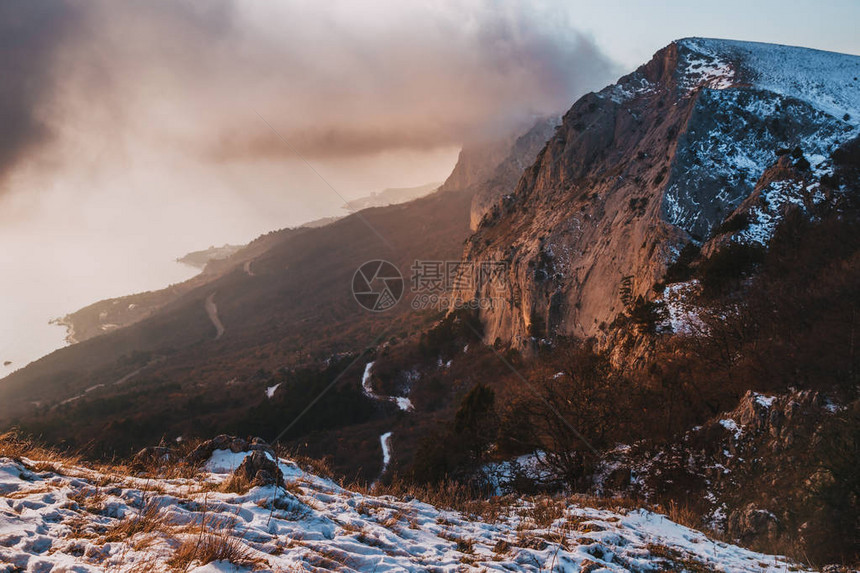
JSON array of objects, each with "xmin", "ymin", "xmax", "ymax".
[
  {"xmin": 659, "ymin": 280, "xmax": 705, "ymax": 335},
  {"xmin": 664, "ymin": 86, "xmax": 852, "ymax": 237},
  {"xmin": 679, "ymin": 38, "xmax": 860, "ymax": 119}
]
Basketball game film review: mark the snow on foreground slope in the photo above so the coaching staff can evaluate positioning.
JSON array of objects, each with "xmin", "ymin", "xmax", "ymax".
[{"xmin": 0, "ymin": 450, "xmax": 812, "ymax": 572}]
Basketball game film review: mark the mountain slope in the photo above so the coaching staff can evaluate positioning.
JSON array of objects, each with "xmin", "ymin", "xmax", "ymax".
[
  {"xmin": 0, "ymin": 436, "xmax": 814, "ymax": 572},
  {"xmin": 453, "ymin": 38, "xmax": 860, "ymax": 347},
  {"xmin": 0, "ymin": 190, "xmax": 473, "ymax": 437},
  {"xmin": 0, "ymin": 119, "xmax": 560, "ymax": 459}
]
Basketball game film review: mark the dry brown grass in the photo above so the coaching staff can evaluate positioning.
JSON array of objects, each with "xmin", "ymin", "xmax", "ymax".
[
  {"xmin": 68, "ymin": 487, "xmax": 109, "ymax": 514},
  {"xmin": 438, "ymin": 529, "xmax": 475, "ymax": 553},
  {"xmin": 350, "ymin": 477, "xmax": 515, "ymax": 524},
  {"xmin": 126, "ymin": 437, "xmax": 209, "ymax": 480},
  {"xmin": 279, "ymin": 448, "xmax": 335, "ymax": 481},
  {"xmin": 220, "ymin": 473, "xmax": 252, "ymax": 494},
  {"xmin": 168, "ymin": 529, "xmax": 263, "ymax": 571},
  {"xmin": 660, "ymin": 499, "xmax": 703, "ymax": 531},
  {"xmin": 646, "ymin": 543, "xmax": 719, "ymax": 573},
  {"xmin": 523, "ymin": 497, "xmax": 566, "ymax": 528},
  {"xmin": 0, "ymin": 429, "xmax": 81, "ymax": 470},
  {"xmin": 5, "ymin": 485, "xmax": 52, "ymax": 499},
  {"xmin": 566, "ymin": 493, "xmax": 644, "ymax": 513},
  {"xmin": 103, "ymin": 502, "xmax": 165, "ymax": 543},
  {"xmin": 63, "ymin": 514, "xmax": 104, "ymax": 539}
]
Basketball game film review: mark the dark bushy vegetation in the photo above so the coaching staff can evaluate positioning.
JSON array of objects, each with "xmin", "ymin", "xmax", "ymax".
[
  {"xmin": 234, "ymin": 357, "xmax": 378, "ymax": 442},
  {"xmin": 627, "ymin": 296, "xmax": 667, "ymax": 334},
  {"xmin": 419, "ymin": 308, "xmax": 484, "ymax": 359},
  {"xmin": 663, "ymin": 242, "xmax": 701, "ymax": 283},
  {"xmin": 697, "ymin": 241, "xmax": 765, "ymax": 297},
  {"xmin": 712, "ymin": 211, "xmax": 750, "ymax": 236},
  {"xmin": 410, "ymin": 383, "xmax": 499, "ymax": 485}
]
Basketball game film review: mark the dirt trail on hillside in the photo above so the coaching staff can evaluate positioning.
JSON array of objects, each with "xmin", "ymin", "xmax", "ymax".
[{"xmin": 205, "ymin": 293, "xmax": 226, "ymax": 339}]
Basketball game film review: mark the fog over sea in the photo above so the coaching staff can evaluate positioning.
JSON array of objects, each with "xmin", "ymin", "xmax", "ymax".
[
  {"xmin": 0, "ymin": 178, "xmax": 341, "ymax": 377},
  {"xmin": 0, "ymin": 231, "xmax": 200, "ymax": 376},
  {"xmin": 0, "ymin": 154, "xmax": 458, "ymax": 377}
]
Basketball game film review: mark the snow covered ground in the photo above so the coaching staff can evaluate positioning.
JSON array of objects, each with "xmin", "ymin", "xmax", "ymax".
[{"xmin": 0, "ymin": 449, "xmax": 813, "ymax": 572}]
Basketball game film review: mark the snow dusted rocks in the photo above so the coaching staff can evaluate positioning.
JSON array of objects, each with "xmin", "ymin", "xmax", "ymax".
[
  {"xmin": 135, "ymin": 436, "xmax": 285, "ymax": 490},
  {"xmin": 186, "ymin": 435, "xmax": 275, "ymax": 467},
  {"xmin": 592, "ymin": 390, "xmax": 841, "ymax": 551},
  {"xmin": 0, "ymin": 444, "xmax": 814, "ymax": 572},
  {"xmin": 232, "ymin": 450, "xmax": 284, "ymax": 489}
]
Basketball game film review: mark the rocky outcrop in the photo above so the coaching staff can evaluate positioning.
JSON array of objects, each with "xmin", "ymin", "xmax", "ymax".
[
  {"xmin": 594, "ymin": 390, "xmax": 851, "ymax": 555},
  {"xmin": 728, "ymin": 503, "xmax": 779, "ymax": 545},
  {"xmin": 469, "ymin": 116, "xmax": 561, "ymax": 230},
  {"xmin": 437, "ymin": 137, "xmax": 515, "ymax": 194},
  {"xmin": 233, "ymin": 449, "xmax": 284, "ymax": 488},
  {"xmin": 186, "ymin": 434, "xmax": 275, "ymax": 466},
  {"xmin": 130, "ymin": 446, "xmax": 173, "ymax": 470},
  {"xmin": 451, "ymin": 38, "xmax": 860, "ymax": 348}
]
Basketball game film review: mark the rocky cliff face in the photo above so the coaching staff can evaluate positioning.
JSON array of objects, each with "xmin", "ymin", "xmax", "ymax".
[
  {"xmin": 468, "ymin": 116, "xmax": 561, "ymax": 230},
  {"xmin": 437, "ymin": 137, "xmax": 515, "ymax": 194},
  {"xmin": 437, "ymin": 117, "xmax": 562, "ymax": 230},
  {"xmin": 453, "ymin": 38, "xmax": 860, "ymax": 347}
]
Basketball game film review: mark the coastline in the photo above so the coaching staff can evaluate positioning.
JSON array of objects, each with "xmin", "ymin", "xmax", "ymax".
[{"xmin": 49, "ymin": 315, "xmax": 78, "ymax": 345}]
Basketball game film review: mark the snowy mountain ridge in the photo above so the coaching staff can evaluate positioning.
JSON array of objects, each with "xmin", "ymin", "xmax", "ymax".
[{"xmin": 677, "ymin": 37, "xmax": 860, "ymax": 119}]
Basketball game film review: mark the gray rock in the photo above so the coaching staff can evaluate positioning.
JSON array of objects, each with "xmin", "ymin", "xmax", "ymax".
[
  {"xmin": 233, "ymin": 449, "xmax": 284, "ymax": 489},
  {"xmin": 186, "ymin": 434, "xmax": 274, "ymax": 466},
  {"xmin": 727, "ymin": 503, "xmax": 779, "ymax": 544}
]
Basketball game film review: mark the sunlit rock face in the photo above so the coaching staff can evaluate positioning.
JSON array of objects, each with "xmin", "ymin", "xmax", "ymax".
[{"xmin": 454, "ymin": 38, "xmax": 860, "ymax": 347}]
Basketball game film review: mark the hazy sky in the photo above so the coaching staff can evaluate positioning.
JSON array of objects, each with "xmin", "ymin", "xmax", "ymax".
[
  {"xmin": 1, "ymin": 0, "xmax": 858, "ymax": 369},
  {"xmin": 569, "ymin": 0, "xmax": 860, "ymax": 69}
]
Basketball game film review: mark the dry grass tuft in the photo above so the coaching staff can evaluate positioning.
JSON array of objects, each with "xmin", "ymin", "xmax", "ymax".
[
  {"xmin": 168, "ymin": 530, "xmax": 263, "ymax": 571},
  {"xmin": 437, "ymin": 527, "xmax": 475, "ymax": 554},
  {"xmin": 68, "ymin": 487, "xmax": 107, "ymax": 514},
  {"xmin": 523, "ymin": 497, "xmax": 567, "ymax": 528},
  {"xmin": 220, "ymin": 473, "xmax": 252, "ymax": 494},
  {"xmin": 351, "ymin": 476, "xmax": 514, "ymax": 524},
  {"xmin": 646, "ymin": 543, "xmax": 719, "ymax": 573},
  {"xmin": 279, "ymin": 448, "xmax": 335, "ymax": 481},
  {"xmin": 125, "ymin": 437, "xmax": 209, "ymax": 480},
  {"xmin": 660, "ymin": 499, "xmax": 703, "ymax": 531},
  {"xmin": 103, "ymin": 502, "xmax": 165, "ymax": 543}
]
